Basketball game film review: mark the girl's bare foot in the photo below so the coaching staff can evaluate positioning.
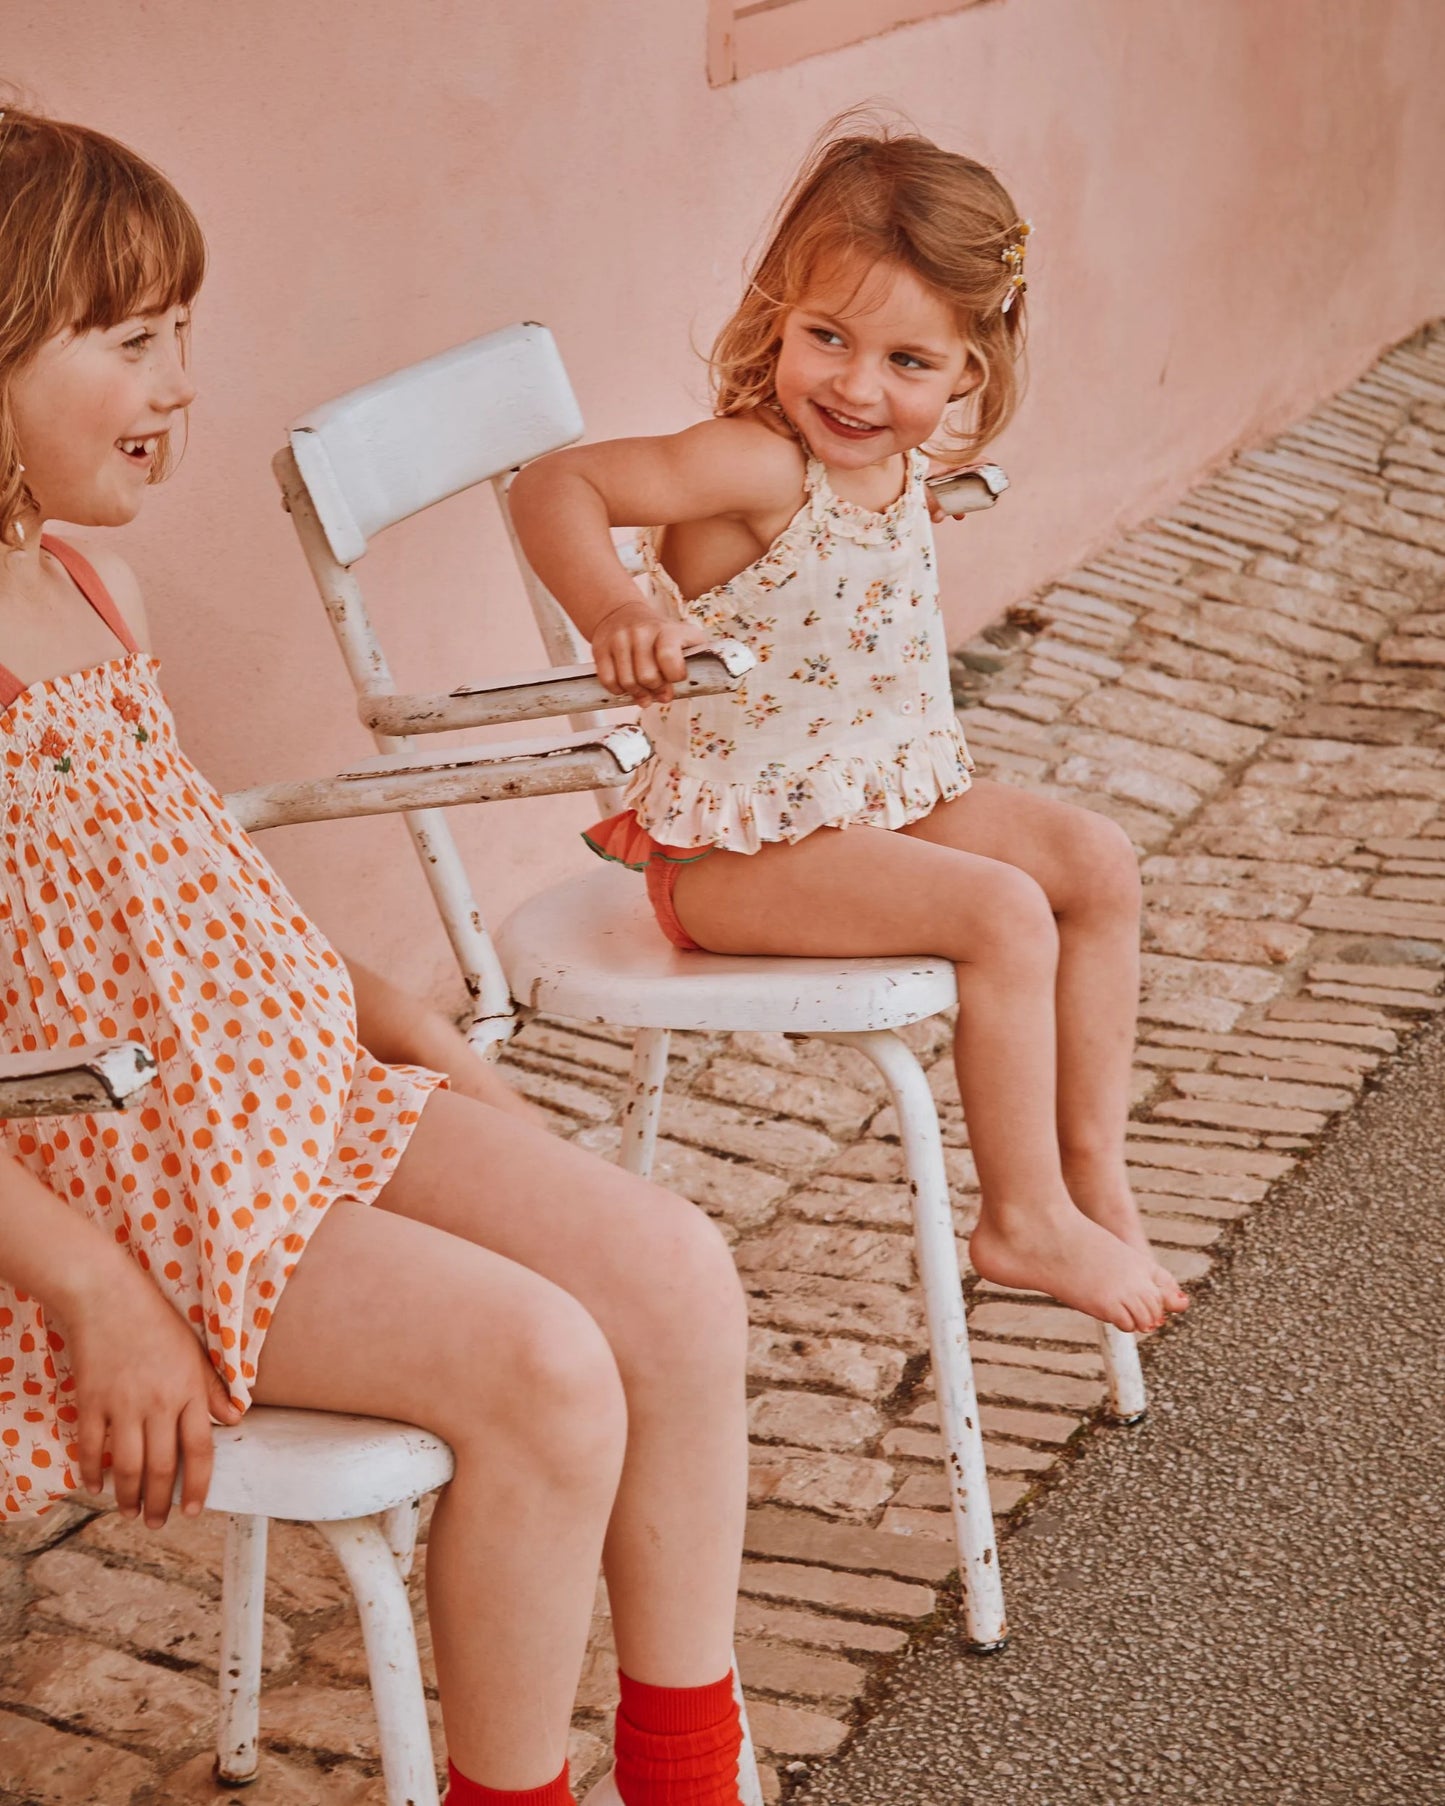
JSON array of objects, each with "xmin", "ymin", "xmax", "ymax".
[{"xmin": 969, "ymin": 1200, "xmax": 1188, "ymax": 1333}]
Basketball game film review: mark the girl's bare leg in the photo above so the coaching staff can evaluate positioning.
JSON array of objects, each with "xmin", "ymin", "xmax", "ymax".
[
  {"xmin": 903, "ymin": 780, "xmax": 1155, "ymax": 1258},
  {"xmin": 371, "ymin": 1090, "xmax": 749, "ymax": 1689},
  {"xmin": 675, "ymin": 824, "xmax": 1184, "ymax": 1332},
  {"xmin": 251, "ymin": 1199, "xmax": 627, "ymax": 1788}
]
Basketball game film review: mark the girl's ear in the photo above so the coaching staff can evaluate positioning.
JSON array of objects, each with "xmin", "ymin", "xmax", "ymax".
[{"xmin": 949, "ymin": 348, "xmax": 985, "ymax": 404}]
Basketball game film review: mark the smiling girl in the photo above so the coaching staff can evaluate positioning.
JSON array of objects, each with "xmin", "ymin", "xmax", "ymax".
[
  {"xmin": 0, "ymin": 108, "xmax": 751, "ymax": 1806},
  {"xmin": 510, "ymin": 120, "xmax": 1189, "ymax": 1338}
]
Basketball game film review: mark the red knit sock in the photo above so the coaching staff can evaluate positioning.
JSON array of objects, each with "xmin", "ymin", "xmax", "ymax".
[
  {"xmin": 444, "ymin": 1757, "xmax": 572, "ymax": 1805},
  {"xmin": 613, "ymin": 1672, "xmax": 742, "ymax": 1805}
]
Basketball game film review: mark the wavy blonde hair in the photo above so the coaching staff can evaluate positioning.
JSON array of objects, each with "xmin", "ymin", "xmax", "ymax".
[
  {"xmin": 712, "ymin": 118, "xmax": 1027, "ymax": 463},
  {"xmin": 0, "ymin": 105, "xmax": 205, "ymax": 547}
]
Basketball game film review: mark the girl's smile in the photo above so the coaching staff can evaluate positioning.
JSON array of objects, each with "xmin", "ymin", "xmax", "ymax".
[{"xmin": 774, "ymin": 256, "xmax": 974, "ymax": 481}]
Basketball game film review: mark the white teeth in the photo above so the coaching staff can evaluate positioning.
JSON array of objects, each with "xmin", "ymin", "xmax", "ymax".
[
  {"xmin": 822, "ymin": 407, "xmax": 877, "ymax": 430},
  {"xmin": 119, "ymin": 437, "xmax": 158, "ymax": 455}
]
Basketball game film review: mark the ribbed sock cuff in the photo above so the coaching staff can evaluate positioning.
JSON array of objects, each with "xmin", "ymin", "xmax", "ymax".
[
  {"xmin": 617, "ymin": 1671, "xmax": 736, "ymax": 1735},
  {"xmin": 444, "ymin": 1756, "xmax": 572, "ymax": 1805}
]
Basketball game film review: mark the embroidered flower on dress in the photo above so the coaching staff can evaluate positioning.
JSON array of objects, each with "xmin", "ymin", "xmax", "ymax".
[
  {"xmin": 112, "ymin": 690, "xmax": 150, "ymax": 745},
  {"xmin": 38, "ymin": 727, "xmax": 71, "ymax": 774}
]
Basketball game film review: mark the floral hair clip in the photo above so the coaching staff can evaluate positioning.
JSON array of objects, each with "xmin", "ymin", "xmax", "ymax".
[{"xmin": 1000, "ymin": 220, "xmax": 1033, "ymax": 315}]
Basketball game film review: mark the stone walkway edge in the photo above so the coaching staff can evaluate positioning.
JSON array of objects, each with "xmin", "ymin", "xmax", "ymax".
[{"xmin": 4, "ymin": 320, "xmax": 1445, "ymax": 1805}]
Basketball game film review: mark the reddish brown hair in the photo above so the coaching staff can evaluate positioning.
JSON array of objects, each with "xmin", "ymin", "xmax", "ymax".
[
  {"xmin": 0, "ymin": 106, "xmax": 205, "ymax": 546},
  {"xmin": 711, "ymin": 117, "xmax": 1027, "ymax": 462}
]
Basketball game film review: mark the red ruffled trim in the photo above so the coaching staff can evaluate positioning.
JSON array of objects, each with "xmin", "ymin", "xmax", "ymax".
[{"xmin": 582, "ymin": 810, "xmax": 713, "ymax": 871}]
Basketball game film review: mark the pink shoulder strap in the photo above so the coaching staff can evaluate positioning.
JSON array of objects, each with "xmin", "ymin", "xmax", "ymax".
[
  {"xmin": 0, "ymin": 537, "xmax": 140, "ymax": 710},
  {"xmin": 41, "ymin": 536, "xmax": 140, "ymax": 654}
]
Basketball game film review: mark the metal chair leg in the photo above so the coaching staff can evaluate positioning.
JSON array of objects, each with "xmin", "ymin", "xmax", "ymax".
[
  {"xmin": 381, "ymin": 1497, "xmax": 424, "ymax": 1578},
  {"xmin": 618, "ymin": 1026, "xmax": 671, "ymax": 1177},
  {"xmin": 1097, "ymin": 1320, "xmax": 1148, "ymax": 1423},
  {"xmin": 827, "ymin": 1029, "xmax": 1007, "ymax": 1651},
  {"xmin": 314, "ymin": 1515, "xmax": 440, "ymax": 1806},
  {"xmin": 733, "ymin": 1653, "xmax": 765, "ymax": 1806},
  {"xmin": 216, "ymin": 1513, "xmax": 267, "ymax": 1784}
]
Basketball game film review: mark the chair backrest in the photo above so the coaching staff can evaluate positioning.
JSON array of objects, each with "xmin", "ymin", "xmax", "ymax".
[
  {"xmin": 289, "ymin": 322, "xmax": 583, "ymax": 567},
  {"xmin": 276, "ymin": 323, "xmax": 634, "ymax": 1049}
]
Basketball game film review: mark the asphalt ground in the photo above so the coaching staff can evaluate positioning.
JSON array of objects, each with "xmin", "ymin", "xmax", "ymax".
[{"xmin": 796, "ymin": 1016, "xmax": 1445, "ymax": 1806}]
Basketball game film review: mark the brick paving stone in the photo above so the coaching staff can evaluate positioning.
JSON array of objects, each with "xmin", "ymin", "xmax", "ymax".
[
  {"xmin": 746, "ymin": 1328, "xmax": 908, "ymax": 1400},
  {"xmin": 1138, "ymin": 1211, "xmax": 1230, "ymax": 1248},
  {"xmin": 880, "ymin": 1428, "xmax": 1056, "ymax": 1474},
  {"xmin": 736, "ymin": 1638, "xmax": 870, "ymax": 1704},
  {"xmin": 161, "ymin": 1751, "xmax": 387, "ymax": 1803},
  {"xmin": 1147, "ymin": 1027, "xmax": 1381, "ymax": 1070},
  {"xmin": 1167, "ymin": 1071, "xmax": 1356, "ymax": 1112},
  {"xmin": 1310, "ymin": 959, "xmax": 1443, "ymax": 989},
  {"xmin": 732, "ymin": 1600, "xmax": 910, "ymax": 1655},
  {"xmin": 0, "ymin": 1710, "xmax": 157, "ymax": 1806},
  {"xmin": 27, "ymin": 1545, "xmax": 292, "ymax": 1674},
  {"xmin": 1133, "ymin": 1188, "xmax": 1251, "ymax": 1222},
  {"xmin": 742, "ymin": 1507, "xmax": 956, "ymax": 1583},
  {"xmin": 695, "ymin": 1058, "xmax": 881, "ymax": 1139},
  {"xmin": 745, "ymin": 1700, "xmax": 850, "ymax": 1759},
  {"xmin": 253, "ymin": 1682, "xmax": 445, "ymax": 1767},
  {"xmin": 743, "ymin": 1268, "xmax": 926, "ymax": 1344},
  {"xmin": 739, "ymin": 1562, "xmax": 935, "ymax": 1622},
  {"xmin": 965, "ymin": 1340, "xmax": 1104, "ymax": 1379},
  {"xmin": 747, "ymin": 1392, "xmax": 885, "ymax": 1453},
  {"xmin": 654, "ymin": 1093, "xmax": 838, "ymax": 1172},
  {"xmin": 0, "ymin": 1633, "xmax": 216, "ymax": 1757},
  {"xmin": 737, "ymin": 1223, "xmax": 915, "ymax": 1288},
  {"xmin": 1309, "ymin": 980, "xmax": 1445, "ymax": 1011},
  {"xmin": 74, "ymin": 1512, "xmax": 351, "ymax": 1618},
  {"xmin": 1152, "ymin": 1097, "xmax": 1329, "ymax": 1135},
  {"xmin": 879, "ymin": 1496, "xmax": 1030, "ymax": 1542},
  {"xmin": 748, "ymin": 1448, "xmax": 896, "ymax": 1519},
  {"xmin": 967, "ymin": 1300, "xmax": 1100, "ymax": 1345},
  {"xmin": 787, "ymin": 1177, "xmax": 930, "ymax": 1232},
  {"xmin": 888, "ymin": 1474, "xmax": 1033, "ymax": 1516},
  {"xmin": 1143, "ymin": 912, "xmax": 1312, "ymax": 965},
  {"xmin": 574, "ymin": 1126, "xmax": 789, "ymax": 1233}
]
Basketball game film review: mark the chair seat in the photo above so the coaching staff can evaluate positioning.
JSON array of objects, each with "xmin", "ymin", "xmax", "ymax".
[
  {"xmin": 497, "ymin": 863, "xmax": 958, "ymax": 1033},
  {"xmin": 204, "ymin": 1406, "xmax": 454, "ymax": 1522}
]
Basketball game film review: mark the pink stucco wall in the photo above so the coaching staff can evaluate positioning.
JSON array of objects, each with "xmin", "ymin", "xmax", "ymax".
[{"xmin": 9, "ymin": 1, "xmax": 1445, "ymax": 1007}]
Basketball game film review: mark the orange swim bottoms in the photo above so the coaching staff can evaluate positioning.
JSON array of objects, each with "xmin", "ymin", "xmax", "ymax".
[{"xmin": 582, "ymin": 810, "xmax": 713, "ymax": 952}]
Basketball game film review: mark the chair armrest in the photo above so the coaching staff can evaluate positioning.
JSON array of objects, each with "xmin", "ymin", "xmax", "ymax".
[
  {"xmin": 358, "ymin": 640, "xmax": 755, "ymax": 737},
  {"xmin": 226, "ymin": 724, "xmax": 652, "ymax": 833},
  {"xmin": 0, "ymin": 1042, "xmax": 159, "ymax": 1120}
]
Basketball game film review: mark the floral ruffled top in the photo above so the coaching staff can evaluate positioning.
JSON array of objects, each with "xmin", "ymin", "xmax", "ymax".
[{"xmin": 620, "ymin": 449, "xmax": 973, "ymax": 854}]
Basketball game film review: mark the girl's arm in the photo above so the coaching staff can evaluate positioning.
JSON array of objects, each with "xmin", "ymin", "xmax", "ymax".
[
  {"xmin": 0, "ymin": 1151, "xmax": 240, "ymax": 1524},
  {"xmin": 509, "ymin": 415, "xmax": 802, "ymax": 703},
  {"xmin": 345, "ymin": 958, "xmax": 544, "ymax": 1123}
]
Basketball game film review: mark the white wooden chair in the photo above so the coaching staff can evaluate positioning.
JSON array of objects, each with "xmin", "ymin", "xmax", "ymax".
[
  {"xmin": 275, "ymin": 324, "xmax": 1150, "ymax": 1659},
  {"xmin": 0, "ymin": 632, "xmax": 754, "ymax": 1801}
]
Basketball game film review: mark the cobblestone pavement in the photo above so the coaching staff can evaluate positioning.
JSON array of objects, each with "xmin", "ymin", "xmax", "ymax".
[{"xmin": 4, "ymin": 321, "xmax": 1445, "ymax": 1803}]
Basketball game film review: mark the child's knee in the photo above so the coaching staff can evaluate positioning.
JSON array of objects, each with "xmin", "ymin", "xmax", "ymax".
[
  {"xmin": 967, "ymin": 865, "xmax": 1059, "ymax": 971},
  {"xmin": 1065, "ymin": 812, "xmax": 1141, "ymax": 919},
  {"xmin": 466, "ymin": 1293, "xmax": 628, "ymax": 1487}
]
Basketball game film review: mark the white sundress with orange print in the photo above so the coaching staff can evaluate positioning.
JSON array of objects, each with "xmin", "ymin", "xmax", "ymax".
[{"xmin": 0, "ymin": 537, "xmax": 445, "ymax": 1519}]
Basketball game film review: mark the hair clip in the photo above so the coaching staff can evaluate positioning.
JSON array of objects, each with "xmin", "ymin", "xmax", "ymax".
[{"xmin": 1000, "ymin": 220, "xmax": 1032, "ymax": 315}]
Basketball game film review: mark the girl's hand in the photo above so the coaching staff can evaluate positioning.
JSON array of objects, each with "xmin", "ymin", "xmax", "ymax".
[
  {"xmin": 592, "ymin": 601, "xmax": 709, "ymax": 706},
  {"xmin": 926, "ymin": 489, "xmax": 969, "ymax": 526},
  {"xmin": 61, "ymin": 1261, "xmax": 242, "ymax": 1527}
]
